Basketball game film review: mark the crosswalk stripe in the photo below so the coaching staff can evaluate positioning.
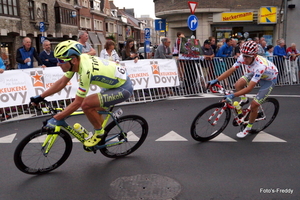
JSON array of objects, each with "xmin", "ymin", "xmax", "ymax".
[
  {"xmin": 252, "ymin": 131, "xmax": 287, "ymax": 142},
  {"xmin": 156, "ymin": 131, "xmax": 188, "ymax": 141},
  {"xmin": 0, "ymin": 133, "xmax": 16, "ymax": 143},
  {"xmin": 210, "ymin": 133, "xmax": 237, "ymax": 142}
]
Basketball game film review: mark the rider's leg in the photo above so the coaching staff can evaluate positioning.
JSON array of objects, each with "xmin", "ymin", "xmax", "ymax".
[
  {"xmin": 234, "ymin": 76, "xmax": 248, "ymax": 104},
  {"xmin": 81, "ymin": 93, "xmax": 104, "ymax": 130}
]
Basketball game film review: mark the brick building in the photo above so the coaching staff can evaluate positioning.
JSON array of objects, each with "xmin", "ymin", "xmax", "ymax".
[{"xmin": 0, "ymin": 0, "xmax": 147, "ymax": 69}]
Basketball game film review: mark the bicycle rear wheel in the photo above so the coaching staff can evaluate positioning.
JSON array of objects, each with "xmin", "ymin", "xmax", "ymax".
[
  {"xmin": 190, "ymin": 102, "xmax": 231, "ymax": 142},
  {"xmin": 247, "ymin": 97, "xmax": 279, "ymax": 134},
  {"xmin": 14, "ymin": 129, "xmax": 73, "ymax": 175},
  {"xmin": 100, "ymin": 115, "xmax": 148, "ymax": 158}
]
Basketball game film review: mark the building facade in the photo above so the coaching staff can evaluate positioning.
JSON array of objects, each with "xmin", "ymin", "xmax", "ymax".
[
  {"xmin": 154, "ymin": 0, "xmax": 294, "ymax": 47},
  {"xmin": 0, "ymin": 0, "xmax": 149, "ymax": 69}
]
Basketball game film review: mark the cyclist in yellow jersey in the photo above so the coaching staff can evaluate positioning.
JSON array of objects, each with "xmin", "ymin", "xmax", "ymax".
[{"xmin": 30, "ymin": 40, "xmax": 133, "ymax": 147}]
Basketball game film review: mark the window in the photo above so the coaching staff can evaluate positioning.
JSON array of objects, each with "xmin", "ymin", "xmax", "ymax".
[
  {"xmin": 82, "ymin": 0, "xmax": 88, "ymax": 8},
  {"xmin": 42, "ymin": 3, "xmax": 48, "ymax": 22},
  {"xmin": 80, "ymin": 17, "xmax": 91, "ymax": 29},
  {"xmin": 55, "ymin": 6, "xmax": 77, "ymax": 26},
  {"xmin": 94, "ymin": 19, "xmax": 103, "ymax": 31},
  {"xmin": 0, "ymin": 0, "xmax": 19, "ymax": 17},
  {"xmin": 28, "ymin": 0, "xmax": 34, "ymax": 20}
]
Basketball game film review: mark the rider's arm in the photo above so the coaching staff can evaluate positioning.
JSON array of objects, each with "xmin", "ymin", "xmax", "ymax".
[
  {"xmin": 53, "ymin": 95, "xmax": 84, "ymax": 120},
  {"xmin": 40, "ymin": 75, "xmax": 71, "ymax": 98},
  {"xmin": 233, "ymin": 81, "xmax": 256, "ymax": 97},
  {"xmin": 216, "ymin": 67, "xmax": 236, "ymax": 82}
]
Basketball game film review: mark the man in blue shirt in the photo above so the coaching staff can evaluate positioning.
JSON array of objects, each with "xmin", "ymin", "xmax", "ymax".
[
  {"xmin": 216, "ymin": 38, "xmax": 233, "ymax": 57},
  {"xmin": 16, "ymin": 37, "xmax": 46, "ymax": 69},
  {"xmin": 273, "ymin": 39, "xmax": 287, "ymax": 58}
]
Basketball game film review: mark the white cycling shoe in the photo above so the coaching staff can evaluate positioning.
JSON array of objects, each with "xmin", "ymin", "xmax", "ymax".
[{"xmin": 236, "ymin": 129, "xmax": 250, "ymax": 138}]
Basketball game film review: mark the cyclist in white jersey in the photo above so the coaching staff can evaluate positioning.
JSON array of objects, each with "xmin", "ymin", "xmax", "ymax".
[{"xmin": 208, "ymin": 41, "xmax": 278, "ymax": 138}]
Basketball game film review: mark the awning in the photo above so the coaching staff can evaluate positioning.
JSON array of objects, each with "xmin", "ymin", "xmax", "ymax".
[
  {"xmin": 96, "ymin": 32, "xmax": 106, "ymax": 46},
  {"xmin": 88, "ymin": 31, "xmax": 100, "ymax": 46}
]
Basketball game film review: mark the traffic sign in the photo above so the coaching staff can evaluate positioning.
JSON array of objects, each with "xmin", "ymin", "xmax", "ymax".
[
  {"xmin": 187, "ymin": 15, "xmax": 198, "ymax": 31},
  {"xmin": 155, "ymin": 19, "xmax": 166, "ymax": 31},
  {"xmin": 39, "ymin": 22, "xmax": 45, "ymax": 32},
  {"xmin": 40, "ymin": 36, "xmax": 46, "ymax": 44},
  {"xmin": 188, "ymin": 1, "xmax": 198, "ymax": 14},
  {"xmin": 144, "ymin": 28, "xmax": 150, "ymax": 39}
]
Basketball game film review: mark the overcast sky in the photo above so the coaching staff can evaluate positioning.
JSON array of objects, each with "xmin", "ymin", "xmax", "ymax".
[{"xmin": 112, "ymin": 0, "xmax": 156, "ymax": 18}]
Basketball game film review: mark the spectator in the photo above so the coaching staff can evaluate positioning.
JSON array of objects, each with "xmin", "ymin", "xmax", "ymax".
[
  {"xmin": 286, "ymin": 43, "xmax": 300, "ymax": 83},
  {"xmin": 261, "ymin": 40, "xmax": 267, "ymax": 52},
  {"xmin": 216, "ymin": 41, "xmax": 223, "ymax": 53},
  {"xmin": 121, "ymin": 38, "xmax": 138, "ymax": 63},
  {"xmin": 154, "ymin": 37, "xmax": 172, "ymax": 59},
  {"xmin": 173, "ymin": 32, "xmax": 185, "ymax": 56},
  {"xmin": 274, "ymin": 39, "xmax": 287, "ymax": 83},
  {"xmin": 16, "ymin": 37, "xmax": 45, "ymax": 69},
  {"xmin": 39, "ymin": 40, "xmax": 57, "ymax": 67},
  {"xmin": 201, "ymin": 39, "xmax": 215, "ymax": 81},
  {"xmin": 216, "ymin": 38, "xmax": 233, "ymax": 57},
  {"xmin": 78, "ymin": 31, "xmax": 96, "ymax": 56},
  {"xmin": 100, "ymin": 40, "xmax": 120, "ymax": 63},
  {"xmin": 209, "ymin": 36, "xmax": 217, "ymax": 54},
  {"xmin": 254, "ymin": 37, "xmax": 265, "ymax": 56},
  {"xmin": 273, "ymin": 39, "xmax": 287, "ymax": 58},
  {"xmin": 265, "ymin": 45, "xmax": 274, "ymax": 62},
  {"xmin": 234, "ymin": 40, "xmax": 245, "ymax": 58},
  {"xmin": 0, "ymin": 55, "xmax": 5, "ymax": 73},
  {"xmin": 231, "ymin": 39, "xmax": 238, "ymax": 58}
]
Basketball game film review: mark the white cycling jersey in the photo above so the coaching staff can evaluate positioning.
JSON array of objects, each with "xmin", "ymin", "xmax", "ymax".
[{"xmin": 233, "ymin": 55, "xmax": 278, "ymax": 83}]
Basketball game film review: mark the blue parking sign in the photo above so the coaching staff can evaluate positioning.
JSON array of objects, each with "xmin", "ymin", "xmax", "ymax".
[
  {"xmin": 187, "ymin": 15, "xmax": 198, "ymax": 31},
  {"xmin": 144, "ymin": 28, "xmax": 150, "ymax": 39},
  {"xmin": 39, "ymin": 22, "xmax": 45, "ymax": 32}
]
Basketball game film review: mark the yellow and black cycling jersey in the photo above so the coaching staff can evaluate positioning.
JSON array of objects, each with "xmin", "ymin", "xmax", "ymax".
[{"xmin": 65, "ymin": 54, "xmax": 127, "ymax": 98}]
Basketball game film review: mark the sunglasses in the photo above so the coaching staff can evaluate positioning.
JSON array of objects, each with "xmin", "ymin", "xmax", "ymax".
[{"xmin": 57, "ymin": 58, "xmax": 73, "ymax": 64}]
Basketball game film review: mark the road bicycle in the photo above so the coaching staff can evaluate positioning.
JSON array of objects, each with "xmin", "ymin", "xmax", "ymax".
[
  {"xmin": 14, "ymin": 100, "xmax": 148, "ymax": 175},
  {"xmin": 190, "ymin": 84, "xmax": 279, "ymax": 142}
]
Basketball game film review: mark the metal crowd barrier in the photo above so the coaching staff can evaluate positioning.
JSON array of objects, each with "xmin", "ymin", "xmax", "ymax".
[{"xmin": 1, "ymin": 55, "xmax": 299, "ymax": 123}]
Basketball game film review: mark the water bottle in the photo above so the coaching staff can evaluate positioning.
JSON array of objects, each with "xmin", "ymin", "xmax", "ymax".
[
  {"xmin": 73, "ymin": 123, "xmax": 89, "ymax": 138},
  {"xmin": 233, "ymin": 101, "xmax": 243, "ymax": 118},
  {"xmin": 27, "ymin": 57, "xmax": 31, "ymax": 66}
]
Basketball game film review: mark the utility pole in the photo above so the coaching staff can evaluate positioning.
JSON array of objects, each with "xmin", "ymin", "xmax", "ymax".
[{"xmin": 283, "ymin": 0, "xmax": 288, "ymax": 42}]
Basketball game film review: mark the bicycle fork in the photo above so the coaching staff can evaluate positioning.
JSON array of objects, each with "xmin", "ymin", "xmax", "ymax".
[
  {"xmin": 208, "ymin": 106, "xmax": 226, "ymax": 126},
  {"xmin": 41, "ymin": 126, "xmax": 61, "ymax": 156}
]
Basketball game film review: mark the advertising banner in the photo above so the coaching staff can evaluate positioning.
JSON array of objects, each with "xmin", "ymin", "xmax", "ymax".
[{"xmin": 0, "ymin": 59, "xmax": 179, "ymax": 107}]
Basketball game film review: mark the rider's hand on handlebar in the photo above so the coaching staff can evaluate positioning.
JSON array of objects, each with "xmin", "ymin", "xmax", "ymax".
[
  {"xmin": 30, "ymin": 95, "xmax": 44, "ymax": 105},
  {"xmin": 223, "ymin": 94, "xmax": 235, "ymax": 104},
  {"xmin": 43, "ymin": 118, "xmax": 68, "ymax": 130},
  {"xmin": 206, "ymin": 79, "xmax": 219, "ymax": 89}
]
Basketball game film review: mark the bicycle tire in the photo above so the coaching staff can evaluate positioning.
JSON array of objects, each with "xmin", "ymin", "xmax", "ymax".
[
  {"xmin": 190, "ymin": 102, "xmax": 231, "ymax": 142},
  {"xmin": 14, "ymin": 129, "xmax": 73, "ymax": 175},
  {"xmin": 100, "ymin": 115, "xmax": 148, "ymax": 158},
  {"xmin": 247, "ymin": 97, "xmax": 280, "ymax": 134}
]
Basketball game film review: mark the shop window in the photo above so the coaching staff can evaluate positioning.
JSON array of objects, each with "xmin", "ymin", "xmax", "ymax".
[{"xmin": 0, "ymin": 0, "xmax": 19, "ymax": 17}]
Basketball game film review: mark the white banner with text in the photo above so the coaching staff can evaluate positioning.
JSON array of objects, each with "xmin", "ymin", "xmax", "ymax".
[{"xmin": 0, "ymin": 59, "xmax": 179, "ymax": 107}]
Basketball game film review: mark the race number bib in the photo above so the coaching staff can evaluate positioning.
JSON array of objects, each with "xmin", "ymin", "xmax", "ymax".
[{"xmin": 115, "ymin": 66, "xmax": 127, "ymax": 80}]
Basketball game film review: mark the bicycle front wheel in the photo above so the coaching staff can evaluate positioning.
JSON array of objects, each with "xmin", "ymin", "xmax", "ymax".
[
  {"xmin": 100, "ymin": 115, "xmax": 148, "ymax": 158},
  {"xmin": 191, "ymin": 102, "xmax": 231, "ymax": 142},
  {"xmin": 249, "ymin": 97, "xmax": 279, "ymax": 134},
  {"xmin": 14, "ymin": 129, "xmax": 73, "ymax": 175}
]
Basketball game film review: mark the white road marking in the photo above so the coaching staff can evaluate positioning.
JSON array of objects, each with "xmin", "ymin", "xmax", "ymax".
[
  {"xmin": 156, "ymin": 131, "xmax": 188, "ymax": 141},
  {"xmin": 252, "ymin": 131, "xmax": 287, "ymax": 142}
]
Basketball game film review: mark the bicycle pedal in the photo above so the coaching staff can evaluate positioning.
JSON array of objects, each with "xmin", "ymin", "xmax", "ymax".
[{"xmin": 83, "ymin": 145, "xmax": 93, "ymax": 152}]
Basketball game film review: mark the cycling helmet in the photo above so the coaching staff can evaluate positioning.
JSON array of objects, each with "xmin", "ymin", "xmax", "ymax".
[
  {"xmin": 54, "ymin": 40, "xmax": 82, "ymax": 59},
  {"xmin": 240, "ymin": 41, "xmax": 258, "ymax": 56}
]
